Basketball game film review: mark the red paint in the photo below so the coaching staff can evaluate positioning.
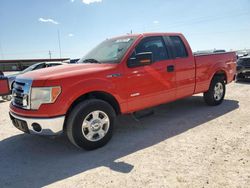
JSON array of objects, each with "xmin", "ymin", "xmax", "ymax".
[
  {"xmin": 0, "ymin": 78, "xmax": 10, "ymax": 96},
  {"xmin": 10, "ymin": 33, "xmax": 236, "ymax": 117}
]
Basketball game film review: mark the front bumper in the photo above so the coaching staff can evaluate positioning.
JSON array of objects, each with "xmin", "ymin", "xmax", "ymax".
[{"xmin": 9, "ymin": 112, "xmax": 65, "ymax": 136}]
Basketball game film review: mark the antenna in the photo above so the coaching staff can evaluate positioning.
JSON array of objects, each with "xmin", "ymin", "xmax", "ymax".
[{"xmin": 0, "ymin": 40, "xmax": 4, "ymax": 59}]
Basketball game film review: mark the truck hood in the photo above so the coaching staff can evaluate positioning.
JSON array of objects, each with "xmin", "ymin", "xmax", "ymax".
[{"xmin": 17, "ymin": 63, "xmax": 117, "ymax": 82}]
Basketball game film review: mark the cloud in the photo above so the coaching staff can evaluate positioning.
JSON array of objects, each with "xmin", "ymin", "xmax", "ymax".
[
  {"xmin": 82, "ymin": 0, "xmax": 102, "ymax": 4},
  {"xmin": 153, "ymin": 20, "xmax": 159, "ymax": 24},
  {"xmin": 70, "ymin": 0, "xmax": 75, "ymax": 2},
  {"xmin": 38, "ymin": 18, "xmax": 59, "ymax": 25},
  {"xmin": 68, "ymin": 33, "xmax": 74, "ymax": 37}
]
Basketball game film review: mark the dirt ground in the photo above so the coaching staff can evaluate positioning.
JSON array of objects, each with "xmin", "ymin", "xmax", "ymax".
[{"xmin": 0, "ymin": 81, "xmax": 249, "ymax": 188}]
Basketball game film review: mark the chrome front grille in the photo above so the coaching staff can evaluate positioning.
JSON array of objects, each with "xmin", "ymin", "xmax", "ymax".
[{"xmin": 12, "ymin": 78, "xmax": 32, "ymax": 109}]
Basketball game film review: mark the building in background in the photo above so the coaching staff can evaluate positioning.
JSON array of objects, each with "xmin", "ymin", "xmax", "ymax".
[{"xmin": 0, "ymin": 58, "xmax": 69, "ymax": 71}]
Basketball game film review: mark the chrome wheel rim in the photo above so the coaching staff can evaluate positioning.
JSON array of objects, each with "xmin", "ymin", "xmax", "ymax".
[
  {"xmin": 214, "ymin": 82, "xmax": 224, "ymax": 101},
  {"xmin": 82, "ymin": 110, "xmax": 110, "ymax": 142}
]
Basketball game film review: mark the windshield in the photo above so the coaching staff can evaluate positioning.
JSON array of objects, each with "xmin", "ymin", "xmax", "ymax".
[{"xmin": 78, "ymin": 36, "xmax": 137, "ymax": 64}]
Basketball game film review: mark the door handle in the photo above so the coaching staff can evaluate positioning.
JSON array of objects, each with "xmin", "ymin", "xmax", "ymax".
[{"xmin": 167, "ymin": 65, "xmax": 175, "ymax": 72}]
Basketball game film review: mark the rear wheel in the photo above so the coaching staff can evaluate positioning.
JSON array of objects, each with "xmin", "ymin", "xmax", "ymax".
[
  {"xmin": 203, "ymin": 76, "xmax": 226, "ymax": 106},
  {"xmin": 66, "ymin": 99, "xmax": 116, "ymax": 150}
]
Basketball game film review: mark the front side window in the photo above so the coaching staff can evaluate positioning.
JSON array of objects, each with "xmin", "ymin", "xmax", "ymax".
[
  {"xmin": 134, "ymin": 36, "xmax": 169, "ymax": 62},
  {"xmin": 169, "ymin": 36, "xmax": 188, "ymax": 58},
  {"xmin": 78, "ymin": 37, "xmax": 136, "ymax": 64}
]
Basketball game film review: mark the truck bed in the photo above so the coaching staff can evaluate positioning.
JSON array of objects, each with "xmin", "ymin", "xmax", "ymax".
[{"xmin": 194, "ymin": 52, "xmax": 236, "ymax": 94}]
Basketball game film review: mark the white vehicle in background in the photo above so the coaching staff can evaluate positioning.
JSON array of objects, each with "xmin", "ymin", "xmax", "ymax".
[
  {"xmin": 3, "ymin": 62, "xmax": 66, "ymax": 101},
  {"xmin": 7, "ymin": 62, "xmax": 66, "ymax": 90}
]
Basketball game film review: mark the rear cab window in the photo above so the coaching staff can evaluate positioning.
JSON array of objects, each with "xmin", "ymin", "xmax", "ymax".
[{"xmin": 164, "ymin": 36, "xmax": 188, "ymax": 59}]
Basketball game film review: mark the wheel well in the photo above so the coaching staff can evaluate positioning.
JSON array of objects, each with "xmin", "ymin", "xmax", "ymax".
[
  {"xmin": 63, "ymin": 91, "xmax": 121, "ymax": 131},
  {"xmin": 64, "ymin": 91, "xmax": 121, "ymax": 128},
  {"xmin": 213, "ymin": 70, "xmax": 227, "ymax": 83},
  {"xmin": 69, "ymin": 91, "xmax": 120, "ymax": 114}
]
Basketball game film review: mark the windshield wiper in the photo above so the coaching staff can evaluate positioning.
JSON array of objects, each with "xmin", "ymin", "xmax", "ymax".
[{"xmin": 82, "ymin": 58, "xmax": 101, "ymax": 63}]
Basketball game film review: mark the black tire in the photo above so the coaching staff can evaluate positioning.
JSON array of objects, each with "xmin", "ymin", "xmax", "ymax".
[
  {"xmin": 66, "ymin": 99, "xmax": 116, "ymax": 150},
  {"xmin": 203, "ymin": 76, "xmax": 226, "ymax": 106},
  {"xmin": 2, "ymin": 95, "xmax": 12, "ymax": 101}
]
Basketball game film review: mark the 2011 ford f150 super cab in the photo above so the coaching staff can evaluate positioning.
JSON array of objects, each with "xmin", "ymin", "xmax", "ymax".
[{"xmin": 9, "ymin": 33, "xmax": 236, "ymax": 150}]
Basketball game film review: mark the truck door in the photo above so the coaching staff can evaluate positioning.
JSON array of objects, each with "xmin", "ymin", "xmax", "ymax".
[
  {"xmin": 125, "ymin": 36, "xmax": 176, "ymax": 112},
  {"xmin": 165, "ymin": 36, "xmax": 195, "ymax": 99}
]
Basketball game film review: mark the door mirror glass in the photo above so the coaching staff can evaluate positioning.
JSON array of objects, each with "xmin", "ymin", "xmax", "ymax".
[{"xmin": 128, "ymin": 52, "xmax": 153, "ymax": 68}]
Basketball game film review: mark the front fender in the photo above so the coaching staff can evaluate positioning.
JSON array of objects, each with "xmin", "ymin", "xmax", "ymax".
[{"xmin": 60, "ymin": 78, "xmax": 123, "ymax": 114}]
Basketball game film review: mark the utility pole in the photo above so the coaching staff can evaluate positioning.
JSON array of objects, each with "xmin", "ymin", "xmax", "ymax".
[
  {"xmin": 0, "ymin": 40, "xmax": 4, "ymax": 59},
  {"xmin": 49, "ymin": 50, "xmax": 52, "ymax": 59},
  {"xmin": 57, "ymin": 29, "xmax": 62, "ymax": 58},
  {"xmin": 127, "ymin": 30, "xmax": 133, "ymax": 35}
]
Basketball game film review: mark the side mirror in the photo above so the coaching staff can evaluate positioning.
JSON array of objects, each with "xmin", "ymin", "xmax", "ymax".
[{"xmin": 128, "ymin": 52, "xmax": 153, "ymax": 68}]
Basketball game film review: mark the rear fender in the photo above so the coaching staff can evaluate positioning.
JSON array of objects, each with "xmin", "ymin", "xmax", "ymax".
[{"xmin": 208, "ymin": 62, "xmax": 228, "ymax": 86}]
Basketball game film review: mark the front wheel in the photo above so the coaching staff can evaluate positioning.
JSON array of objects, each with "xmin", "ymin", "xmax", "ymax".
[
  {"xmin": 66, "ymin": 99, "xmax": 116, "ymax": 150},
  {"xmin": 203, "ymin": 77, "xmax": 226, "ymax": 106}
]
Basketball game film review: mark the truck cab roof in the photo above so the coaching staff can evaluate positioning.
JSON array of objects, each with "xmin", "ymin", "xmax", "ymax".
[{"xmin": 110, "ymin": 32, "xmax": 183, "ymax": 40}]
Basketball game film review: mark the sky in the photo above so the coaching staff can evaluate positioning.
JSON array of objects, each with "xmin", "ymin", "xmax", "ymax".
[{"xmin": 0, "ymin": 0, "xmax": 250, "ymax": 60}]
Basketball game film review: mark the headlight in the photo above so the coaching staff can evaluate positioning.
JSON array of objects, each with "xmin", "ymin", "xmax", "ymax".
[{"xmin": 30, "ymin": 86, "xmax": 61, "ymax": 110}]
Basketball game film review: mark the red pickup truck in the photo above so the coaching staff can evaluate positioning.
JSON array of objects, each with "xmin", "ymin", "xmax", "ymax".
[{"xmin": 9, "ymin": 33, "xmax": 236, "ymax": 150}]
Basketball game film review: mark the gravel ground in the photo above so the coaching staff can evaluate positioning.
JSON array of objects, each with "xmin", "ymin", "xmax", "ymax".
[{"xmin": 0, "ymin": 82, "xmax": 249, "ymax": 188}]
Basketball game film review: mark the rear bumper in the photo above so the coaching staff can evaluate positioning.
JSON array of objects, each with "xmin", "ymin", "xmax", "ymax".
[{"xmin": 9, "ymin": 112, "xmax": 65, "ymax": 136}]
